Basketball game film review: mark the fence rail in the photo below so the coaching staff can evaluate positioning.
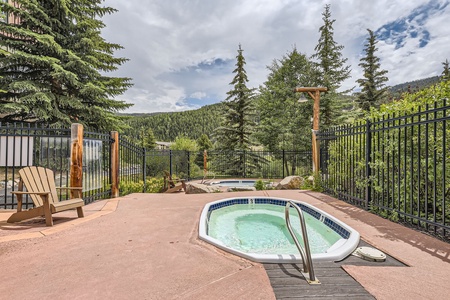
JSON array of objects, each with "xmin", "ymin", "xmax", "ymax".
[
  {"xmin": 318, "ymin": 98, "xmax": 450, "ymax": 240},
  {"xmin": 1, "ymin": 122, "xmax": 312, "ymax": 208}
]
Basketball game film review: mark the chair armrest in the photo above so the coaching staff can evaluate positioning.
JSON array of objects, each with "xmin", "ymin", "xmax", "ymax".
[
  {"xmin": 11, "ymin": 191, "xmax": 50, "ymax": 196},
  {"xmin": 11, "ymin": 191, "xmax": 50, "ymax": 213}
]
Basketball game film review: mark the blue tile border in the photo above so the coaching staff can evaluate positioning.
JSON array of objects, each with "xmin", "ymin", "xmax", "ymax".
[
  {"xmin": 323, "ymin": 217, "xmax": 350, "ymax": 239},
  {"xmin": 207, "ymin": 197, "xmax": 351, "ymax": 239}
]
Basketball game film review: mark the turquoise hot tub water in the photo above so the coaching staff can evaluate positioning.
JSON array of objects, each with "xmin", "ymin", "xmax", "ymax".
[
  {"xmin": 199, "ymin": 197, "xmax": 360, "ymax": 263},
  {"xmin": 208, "ymin": 204, "xmax": 341, "ymax": 255}
]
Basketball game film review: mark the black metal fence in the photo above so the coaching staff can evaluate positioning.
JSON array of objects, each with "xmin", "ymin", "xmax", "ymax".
[
  {"xmin": 205, "ymin": 150, "xmax": 312, "ymax": 179},
  {"xmin": 318, "ymin": 99, "xmax": 450, "ymax": 240},
  {"xmin": 0, "ymin": 123, "xmax": 113, "ymax": 209},
  {"xmin": 1, "ymin": 121, "xmax": 313, "ymax": 208},
  {"xmin": 134, "ymin": 149, "xmax": 312, "ymax": 182},
  {"xmin": 83, "ymin": 130, "xmax": 114, "ymax": 203},
  {"xmin": 145, "ymin": 150, "xmax": 191, "ymax": 179},
  {"xmin": 139, "ymin": 149, "xmax": 312, "ymax": 182},
  {"xmin": 0, "ymin": 123, "xmax": 71, "ymax": 209}
]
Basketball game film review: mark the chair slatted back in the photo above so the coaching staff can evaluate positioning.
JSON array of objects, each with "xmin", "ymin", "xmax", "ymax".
[{"xmin": 18, "ymin": 166, "xmax": 59, "ymax": 207}]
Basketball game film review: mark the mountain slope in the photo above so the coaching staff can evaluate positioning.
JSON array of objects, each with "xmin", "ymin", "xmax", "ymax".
[{"xmin": 123, "ymin": 103, "xmax": 224, "ymax": 142}]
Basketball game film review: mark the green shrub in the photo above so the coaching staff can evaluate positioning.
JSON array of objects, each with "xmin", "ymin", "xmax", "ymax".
[
  {"xmin": 254, "ymin": 179, "xmax": 275, "ymax": 190},
  {"xmin": 119, "ymin": 177, "xmax": 165, "ymax": 195},
  {"xmin": 298, "ymin": 173, "xmax": 323, "ymax": 191},
  {"xmin": 254, "ymin": 179, "xmax": 265, "ymax": 190}
]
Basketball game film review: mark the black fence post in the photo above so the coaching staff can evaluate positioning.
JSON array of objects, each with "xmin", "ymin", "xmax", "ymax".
[
  {"xmin": 186, "ymin": 150, "xmax": 190, "ymax": 180},
  {"xmin": 365, "ymin": 120, "xmax": 372, "ymax": 210},
  {"xmin": 142, "ymin": 147, "xmax": 146, "ymax": 193},
  {"xmin": 282, "ymin": 150, "xmax": 285, "ymax": 178},
  {"xmin": 169, "ymin": 150, "xmax": 172, "ymax": 177},
  {"xmin": 110, "ymin": 131, "xmax": 119, "ymax": 198}
]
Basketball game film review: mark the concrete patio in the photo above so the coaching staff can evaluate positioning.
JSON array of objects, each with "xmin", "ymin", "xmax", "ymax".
[{"xmin": 1, "ymin": 190, "xmax": 450, "ymax": 299}]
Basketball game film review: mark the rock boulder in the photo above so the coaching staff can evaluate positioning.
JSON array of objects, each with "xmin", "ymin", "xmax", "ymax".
[
  {"xmin": 185, "ymin": 183, "xmax": 221, "ymax": 194},
  {"xmin": 227, "ymin": 186, "xmax": 256, "ymax": 192},
  {"xmin": 275, "ymin": 176, "xmax": 304, "ymax": 190}
]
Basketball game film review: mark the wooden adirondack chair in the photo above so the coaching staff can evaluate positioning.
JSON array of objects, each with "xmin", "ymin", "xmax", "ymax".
[
  {"xmin": 7, "ymin": 166, "xmax": 85, "ymax": 226},
  {"xmin": 163, "ymin": 170, "xmax": 186, "ymax": 193}
]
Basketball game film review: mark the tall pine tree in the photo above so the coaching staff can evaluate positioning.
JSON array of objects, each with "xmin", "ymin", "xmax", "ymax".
[
  {"xmin": 441, "ymin": 59, "xmax": 449, "ymax": 81},
  {"xmin": 216, "ymin": 44, "xmax": 255, "ymax": 151},
  {"xmin": 214, "ymin": 44, "xmax": 258, "ymax": 176},
  {"xmin": 312, "ymin": 4, "xmax": 351, "ymax": 127},
  {"xmin": 0, "ymin": 0, "xmax": 132, "ymax": 131},
  {"xmin": 138, "ymin": 127, "xmax": 156, "ymax": 149},
  {"xmin": 256, "ymin": 48, "xmax": 317, "ymax": 175},
  {"xmin": 256, "ymin": 48, "xmax": 316, "ymax": 152},
  {"xmin": 356, "ymin": 29, "xmax": 388, "ymax": 111}
]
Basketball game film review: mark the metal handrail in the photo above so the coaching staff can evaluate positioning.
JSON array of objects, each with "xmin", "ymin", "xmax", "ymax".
[
  {"xmin": 201, "ymin": 171, "xmax": 215, "ymax": 184},
  {"xmin": 285, "ymin": 200, "xmax": 319, "ymax": 284}
]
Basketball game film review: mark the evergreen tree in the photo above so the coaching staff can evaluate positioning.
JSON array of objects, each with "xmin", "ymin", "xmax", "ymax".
[
  {"xmin": 312, "ymin": 4, "xmax": 351, "ymax": 127},
  {"xmin": 139, "ymin": 127, "xmax": 156, "ymax": 149},
  {"xmin": 441, "ymin": 59, "xmax": 449, "ymax": 81},
  {"xmin": 256, "ymin": 48, "xmax": 317, "ymax": 175},
  {"xmin": 0, "ymin": 0, "xmax": 132, "ymax": 131},
  {"xmin": 256, "ymin": 48, "xmax": 316, "ymax": 152},
  {"xmin": 356, "ymin": 29, "xmax": 389, "ymax": 111},
  {"xmin": 196, "ymin": 133, "xmax": 213, "ymax": 151},
  {"xmin": 214, "ymin": 44, "xmax": 259, "ymax": 176},
  {"xmin": 215, "ymin": 44, "xmax": 255, "ymax": 151}
]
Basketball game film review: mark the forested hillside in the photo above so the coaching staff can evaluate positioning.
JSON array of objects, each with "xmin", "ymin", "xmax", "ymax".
[
  {"xmin": 121, "ymin": 76, "xmax": 441, "ymax": 143},
  {"xmin": 123, "ymin": 103, "xmax": 224, "ymax": 142},
  {"xmin": 388, "ymin": 76, "xmax": 440, "ymax": 99}
]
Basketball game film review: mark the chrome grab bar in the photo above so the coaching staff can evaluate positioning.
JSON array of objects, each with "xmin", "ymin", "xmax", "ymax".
[
  {"xmin": 201, "ymin": 171, "xmax": 215, "ymax": 184},
  {"xmin": 285, "ymin": 200, "xmax": 319, "ymax": 284}
]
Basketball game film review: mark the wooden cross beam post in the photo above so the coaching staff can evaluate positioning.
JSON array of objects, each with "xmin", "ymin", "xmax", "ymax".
[{"xmin": 295, "ymin": 87, "xmax": 327, "ymax": 175}]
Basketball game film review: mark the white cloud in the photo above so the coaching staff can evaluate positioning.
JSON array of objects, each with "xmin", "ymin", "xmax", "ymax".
[
  {"xmin": 102, "ymin": 0, "xmax": 450, "ymax": 113},
  {"xmin": 120, "ymin": 83, "xmax": 195, "ymax": 113},
  {"xmin": 189, "ymin": 92, "xmax": 207, "ymax": 99}
]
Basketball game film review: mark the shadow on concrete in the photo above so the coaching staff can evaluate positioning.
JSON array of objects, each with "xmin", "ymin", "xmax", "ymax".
[{"xmin": 305, "ymin": 191, "xmax": 450, "ymax": 264}]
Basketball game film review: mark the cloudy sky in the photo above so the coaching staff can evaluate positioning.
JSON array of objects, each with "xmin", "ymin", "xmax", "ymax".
[{"xmin": 101, "ymin": 0, "xmax": 450, "ymax": 113}]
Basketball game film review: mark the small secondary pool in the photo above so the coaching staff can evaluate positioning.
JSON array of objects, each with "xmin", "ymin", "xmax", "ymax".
[
  {"xmin": 199, "ymin": 197, "xmax": 360, "ymax": 263},
  {"xmin": 209, "ymin": 180, "xmax": 260, "ymax": 187}
]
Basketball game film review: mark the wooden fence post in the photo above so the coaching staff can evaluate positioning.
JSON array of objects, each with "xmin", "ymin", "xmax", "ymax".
[
  {"xmin": 111, "ymin": 131, "xmax": 119, "ymax": 198},
  {"xmin": 312, "ymin": 130, "xmax": 320, "ymax": 175},
  {"xmin": 70, "ymin": 123, "xmax": 83, "ymax": 198}
]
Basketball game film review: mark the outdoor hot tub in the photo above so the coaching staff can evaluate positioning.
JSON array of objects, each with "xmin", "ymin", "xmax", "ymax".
[{"xmin": 198, "ymin": 196, "xmax": 360, "ymax": 263}]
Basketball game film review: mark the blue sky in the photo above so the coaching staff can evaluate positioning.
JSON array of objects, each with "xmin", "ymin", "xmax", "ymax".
[{"xmin": 102, "ymin": 0, "xmax": 450, "ymax": 113}]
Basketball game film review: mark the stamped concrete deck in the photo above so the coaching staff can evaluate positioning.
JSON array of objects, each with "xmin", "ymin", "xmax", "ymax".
[{"xmin": 1, "ymin": 190, "xmax": 450, "ymax": 299}]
